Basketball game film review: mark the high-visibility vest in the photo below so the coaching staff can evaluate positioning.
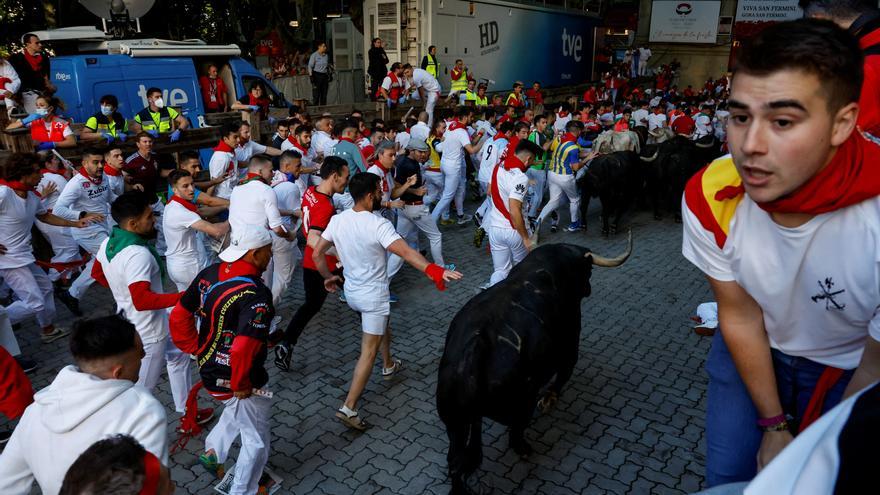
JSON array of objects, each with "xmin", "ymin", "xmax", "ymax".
[
  {"xmin": 475, "ymin": 94, "xmax": 488, "ymax": 106},
  {"xmin": 426, "ymin": 54, "xmax": 439, "ymax": 78},
  {"xmin": 464, "ymin": 90, "xmax": 477, "ymax": 102},
  {"xmin": 86, "ymin": 112, "xmax": 128, "ymax": 137},
  {"xmin": 135, "ymin": 107, "xmax": 175, "ymax": 133},
  {"xmin": 375, "ymin": 71, "xmax": 402, "ymax": 101},
  {"xmin": 450, "ymin": 69, "xmax": 468, "ymax": 92}
]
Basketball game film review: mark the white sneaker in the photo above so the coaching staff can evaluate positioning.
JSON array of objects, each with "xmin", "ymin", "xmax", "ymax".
[{"xmin": 269, "ymin": 315, "xmax": 282, "ymax": 333}]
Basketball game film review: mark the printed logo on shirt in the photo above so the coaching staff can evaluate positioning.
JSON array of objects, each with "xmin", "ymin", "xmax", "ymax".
[
  {"xmin": 515, "ymin": 182, "xmax": 526, "ymax": 194},
  {"xmin": 82, "ymin": 181, "xmax": 90, "ymax": 189},
  {"xmin": 250, "ymin": 303, "xmax": 270, "ymax": 328},
  {"xmin": 811, "ymin": 277, "xmax": 846, "ymax": 311},
  {"xmin": 215, "ymin": 351, "xmax": 230, "ymax": 367}
]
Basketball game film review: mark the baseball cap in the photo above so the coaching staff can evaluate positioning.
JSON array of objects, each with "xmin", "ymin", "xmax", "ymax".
[
  {"xmin": 219, "ymin": 224, "xmax": 273, "ymax": 262},
  {"xmin": 406, "ymin": 139, "xmax": 428, "ymax": 151}
]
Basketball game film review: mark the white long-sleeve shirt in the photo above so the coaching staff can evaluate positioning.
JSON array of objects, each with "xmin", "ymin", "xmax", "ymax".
[
  {"xmin": 0, "ymin": 61, "xmax": 21, "ymax": 107},
  {"xmin": 53, "ymin": 172, "xmax": 113, "ymax": 236}
]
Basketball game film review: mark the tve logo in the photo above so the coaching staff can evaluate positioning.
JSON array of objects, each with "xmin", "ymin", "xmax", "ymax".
[
  {"xmin": 137, "ymin": 85, "xmax": 189, "ymax": 108},
  {"xmin": 479, "ymin": 22, "xmax": 499, "ymax": 49},
  {"xmin": 561, "ymin": 28, "xmax": 582, "ymax": 63}
]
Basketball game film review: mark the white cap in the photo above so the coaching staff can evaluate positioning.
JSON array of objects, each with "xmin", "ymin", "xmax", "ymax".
[{"xmin": 219, "ymin": 225, "xmax": 273, "ymax": 262}]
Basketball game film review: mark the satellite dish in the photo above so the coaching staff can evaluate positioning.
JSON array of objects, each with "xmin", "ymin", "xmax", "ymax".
[{"xmin": 79, "ymin": 0, "xmax": 155, "ymax": 20}]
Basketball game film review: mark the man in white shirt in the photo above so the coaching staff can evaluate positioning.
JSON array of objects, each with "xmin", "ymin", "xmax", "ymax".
[
  {"xmin": 280, "ymin": 123, "xmax": 319, "ymax": 191},
  {"xmin": 474, "ymin": 122, "xmax": 514, "ymax": 223},
  {"xmin": 0, "ymin": 154, "xmax": 97, "ymax": 343},
  {"xmin": 632, "ymin": 101, "xmax": 651, "ymax": 128},
  {"xmin": 681, "ymin": 20, "xmax": 880, "ymax": 486},
  {"xmin": 34, "ymin": 152, "xmax": 80, "ymax": 284},
  {"xmin": 647, "ymin": 106, "xmax": 668, "ymax": 132},
  {"xmin": 208, "ymin": 123, "xmax": 242, "ymax": 200},
  {"xmin": 638, "ymin": 46, "xmax": 652, "ymax": 76},
  {"xmin": 312, "ymin": 172, "xmax": 462, "ymax": 430},
  {"xmin": 394, "ymin": 123, "xmax": 411, "ymax": 155},
  {"xmin": 93, "ymin": 191, "xmax": 199, "ymax": 419},
  {"xmin": 235, "ymin": 121, "xmax": 282, "ymax": 164},
  {"xmin": 164, "ymin": 170, "xmax": 230, "ymax": 291},
  {"xmin": 694, "ymin": 105, "xmax": 715, "ymax": 140},
  {"xmin": 432, "ymin": 107, "xmax": 483, "ymax": 225},
  {"xmin": 0, "ymin": 315, "xmax": 168, "ymax": 495},
  {"xmin": 312, "ymin": 116, "xmax": 338, "ymax": 160},
  {"xmin": 269, "ymin": 151, "xmax": 304, "ymax": 305},
  {"xmin": 485, "ymin": 140, "xmax": 542, "ymax": 286},
  {"xmin": 0, "ymin": 57, "xmax": 21, "ymax": 116},
  {"xmin": 52, "ymin": 149, "xmax": 116, "ymax": 315},
  {"xmin": 403, "ymin": 64, "xmax": 442, "ymax": 127},
  {"xmin": 409, "ymin": 111, "xmax": 431, "ymax": 143}
]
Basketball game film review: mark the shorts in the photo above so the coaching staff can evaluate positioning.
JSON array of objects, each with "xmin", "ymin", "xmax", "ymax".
[{"xmin": 345, "ymin": 293, "xmax": 390, "ymax": 336}]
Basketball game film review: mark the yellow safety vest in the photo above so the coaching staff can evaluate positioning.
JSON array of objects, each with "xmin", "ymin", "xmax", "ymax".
[
  {"xmin": 134, "ymin": 106, "xmax": 179, "ymax": 133},
  {"xmin": 450, "ymin": 69, "xmax": 469, "ymax": 92},
  {"xmin": 464, "ymin": 90, "xmax": 477, "ymax": 102},
  {"xmin": 426, "ymin": 54, "xmax": 439, "ymax": 78},
  {"xmin": 475, "ymin": 95, "xmax": 488, "ymax": 106}
]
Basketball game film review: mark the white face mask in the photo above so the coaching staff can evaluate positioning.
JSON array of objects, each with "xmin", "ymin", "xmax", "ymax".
[
  {"xmin": 100, "ymin": 105, "xmax": 113, "ymax": 116},
  {"xmin": 153, "ymin": 98, "xmax": 165, "ymax": 108},
  {"xmin": 35, "ymin": 108, "xmax": 49, "ymax": 116}
]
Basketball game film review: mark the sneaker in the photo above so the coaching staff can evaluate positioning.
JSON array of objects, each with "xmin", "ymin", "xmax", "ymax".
[
  {"xmin": 473, "ymin": 212, "xmax": 483, "ymax": 227},
  {"xmin": 14, "ymin": 356, "xmax": 37, "ymax": 374},
  {"xmin": 0, "ymin": 430, "xmax": 11, "ymax": 445},
  {"xmin": 198, "ymin": 451, "xmax": 225, "ymax": 479},
  {"xmin": 440, "ymin": 217, "xmax": 456, "ymax": 226},
  {"xmin": 443, "ymin": 263, "xmax": 456, "ymax": 271},
  {"xmin": 54, "ymin": 288, "xmax": 82, "ymax": 316},
  {"xmin": 274, "ymin": 344, "xmax": 292, "ymax": 372},
  {"xmin": 457, "ymin": 214, "xmax": 473, "ymax": 225},
  {"xmin": 565, "ymin": 221, "xmax": 581, "ymax": 232},
  {"xmin": 382, "ymin": 359, "xmax": 403, "ymax": 380},
  {"xmin": 389, "ymin": 293, "xmax": 399, "ymax": 303},
  {"xmin": 41, "ymin": 326, "xmax": 70, "ymax": 344},
  {"xmin": 473, "ymin": 227, "xmax": 486, "ymax": 248}
]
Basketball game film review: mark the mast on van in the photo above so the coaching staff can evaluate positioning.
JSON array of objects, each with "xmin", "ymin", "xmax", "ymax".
[{"xmin": 79, "ymin": 0, "xmax": 155, "ymax": 39}]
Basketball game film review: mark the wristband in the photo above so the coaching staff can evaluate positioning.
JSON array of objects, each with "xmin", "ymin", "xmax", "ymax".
[
  {"xmin": 425, "ymin": 263, "xmax": 446, "ymax": 291},
  {"xmin": 757, "ymin": 414, "xmax": 788, "ymax": 432}
]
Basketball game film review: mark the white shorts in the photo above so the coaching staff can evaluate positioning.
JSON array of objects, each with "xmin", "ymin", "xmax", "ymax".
[{"xmin": 345, "ymin": 293, "xmax": 390, "ymax": 336}]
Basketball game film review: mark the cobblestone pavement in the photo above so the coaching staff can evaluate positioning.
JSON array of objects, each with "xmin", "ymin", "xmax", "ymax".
[{"xmin": 4, "ymin": 201, "xmax": 714, "ymax": 494}]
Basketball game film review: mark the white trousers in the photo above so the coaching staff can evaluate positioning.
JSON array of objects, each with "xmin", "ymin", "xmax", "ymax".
[
  {"xmin": 475, "ymin": 180, "xmax": 492, "ymax": 220},
  {"xmin": 206, "ymin": 395, "xmax": 272, "ymax": 495},
  {"xmin": 488, "ymin": 227, "xmax": 528, "ymax": 286},
  {"xmin": 69, "ymin": 228, "xmax": 109, "ymax": 300},
  {"xmin": 423, "ymin": 170, "xmax": 444, "ymax": 206},
  {"xmin": 138, "ymin": 336, "xmax": 193, "ymax": 413},
  {"xmin": 0, "ymin": 264, "xmax": 55, "ymax": 328},
  {"xmin": 638, "ymin": 60, "xmax": 649, "ymax": 76},
  {"xmin": 151, "ymin": 201, "xmax": 167, "ymax": 255},
  {"xmin": 432, "ymin": 162, "xmax": 465, "ymax": 221},
  {"xmin": 538, "ymin": 172, "xmax": 580, "ymax": 225},
  {"xmin": 264, "ymin": 236, "xmax": 301, "ymax": 306},
  {"xmin": 425, "ymin": 90, "xmax": 439, "ymax": 128},
  {"xmin": 167, "ymin": 257, "xmax": 201, "ymax": 292},
  {"xmin": 390, "ymin": 205, "xmax": 444, "ymax": 277},
  {"xmin": 35, "ymin": 220, "xmax": 81, "ymax": 282},
  {"xmin": 526, "ymin": 168, "xmax": 548, "ymax": 218}
]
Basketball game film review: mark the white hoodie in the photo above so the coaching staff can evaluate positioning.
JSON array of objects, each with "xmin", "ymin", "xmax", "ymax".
[{"xmin": 0, "ymin": 365, "xmax": 168, "ymax": 495}]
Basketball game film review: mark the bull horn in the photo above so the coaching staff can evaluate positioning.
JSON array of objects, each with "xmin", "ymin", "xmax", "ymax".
[
  {"xmin": 641, "ymin": 149, "xmax": 659, "ymax": 162},
  {"xmin": 695, "ymin": 139, "xmax": 715, "ymax": 149},
  {"xmin": 586, "ymin": 230, "xmax": 633, "ymax": 267}
]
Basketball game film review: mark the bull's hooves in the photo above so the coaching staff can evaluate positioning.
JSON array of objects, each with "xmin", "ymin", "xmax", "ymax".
[
  {"xmin": 538, "ymin": 395, "xmax": 558, "ymax": 414},
  {"xmin": 511, "ymin": 440, "xmax": 533, "ymax": 458}
]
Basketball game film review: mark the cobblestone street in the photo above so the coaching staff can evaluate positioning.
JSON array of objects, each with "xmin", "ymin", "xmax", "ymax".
[{"xmin": 5, "ymin": 203, "xmax": 714, "ymax": 495}]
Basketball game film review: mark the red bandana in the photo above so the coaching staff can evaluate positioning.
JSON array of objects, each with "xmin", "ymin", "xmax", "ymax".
[
  {"xmin": 213, "ymin": 141, "xmax": 234, "ymax": 153},
  {"xmin": 503, "ymin": 154, "xmax": 527, "ymax": 172},
  {"xmin": 339, "ymin": 136, "xmax": 355, "ymax": 144},
  {"xmin": 138, "ymin": 451, "xmax": 161, "ymax": 495},
  {"xmin": 286, "ymin": 135, "xmax": 309, "ymax": 154},
  {"xmin": 40, "ymin": 168, "xmax": 58, "ymax": 176},
  {"xmin": 718, "ymin": 132, "xmax": 880, "ymax": 214},
  {"xmin": 102, "ymin": 164, "xmax": 122, "ymax": 177},
  {"xmin": 558, "ymin": 111, "xmax": 570, "ymax": 118},
  {"xmin": 79, "ymin": 167, "xmax": 102, "ymax": 186},
  {"xmin": 169, "ymin": 194, "xmax": 199, "ymax": 213},
  {"xmin": 0, "ymin": 180, "xmax": 32, "ymax": 193},
  {"xmin": 561, "ymin": 132, "xmax": 578, "ymax": 144},
  {"xmin": 23, "ymin": 50, "xmax": 43, "ymax": 73},
  {"xmin": 238, "ymin": 172, "xmax": 266, "ymax": 186},
  {"xmin": 447, "ymin": 119, "xmax": 464, "ymax": 132}
]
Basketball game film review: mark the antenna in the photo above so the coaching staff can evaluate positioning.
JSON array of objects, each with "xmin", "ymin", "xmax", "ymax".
[{"xmin": 79, "ymin": 0, "xmax": 155, "ymax": 38}]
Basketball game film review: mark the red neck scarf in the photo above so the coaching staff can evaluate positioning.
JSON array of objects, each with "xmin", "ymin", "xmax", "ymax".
[
  {"xmin": 169, "ymin": 194, "xmax": 198, "ymax": 212},
  {"xmin": 447, "ymin": 119, "xmax": 464, "ymax": 132},
  {"xmin": 339, "ymin": 136, "xmax": 355, "ymax": 144},
  {"xmin": 372, "ymin": 160, "xmax": 391, "ymax": 173},
  {"xmin": 79, "ymin": 166, "xmax": 102, "ymax": 185},
  {"xmin": 213, "ymin": 141, "xmax": 234, "ymax": 153},
  {"xmin": 238, "ymin": 172, "xmax": 266, "ymax": 186},
  {"xmin": 503, "ymin": 154, "xmax": 527, "ymax": 172},
  {"xmin": 561, "ymin": 132, "xmax": 578, "ymax": 144},
  {"xmin": 558, "ymin": 111, "xmax": 570, "ymax": 119},
  {"xmin": 717, "ymin": 132, "xmax": 880, "ymax": 214},
  {"xmin": 103, "ymin": 164, "xmax": 122, "ymax": 177},
  {"xmin": 287, "ymin": 135, "xmax": 309, "ymax": 154},
  {"xmin": 0, "ymin": 179, "xmax": 32, "ymax": 193},
  {"xmin": 23, "ymin": 50, "xmax": 43, "ymax": 72},
  {"xmin": 40, "ymin": 168, "xmax": 58, "ymax": 176},
  {"xmin": 138, "ymin": 451, "xmax": 161, "ymax": 495}
]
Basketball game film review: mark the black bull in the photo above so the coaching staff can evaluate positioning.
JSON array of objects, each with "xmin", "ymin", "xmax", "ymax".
[{"xmin": 436, "ymin": 236, "xmax": 633, "ymax": 494}]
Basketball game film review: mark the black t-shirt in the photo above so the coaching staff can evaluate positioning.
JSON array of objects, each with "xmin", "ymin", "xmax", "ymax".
[
  {"xmin": 178, "ymin": 264, "xmax": 275, "ymax": 394},
  {"xmin": 394, "ymin": 155, "xmax": 423, "ymax": 203},
  {"xmin": 9, "ymin": 52, "xmax": 50, "ymax": 93}
]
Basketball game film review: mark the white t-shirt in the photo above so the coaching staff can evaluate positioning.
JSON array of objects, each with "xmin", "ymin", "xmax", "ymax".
[
  {"xmin": 647, "ymin": 112, "xmax": 667, "ymax": 131},
  {"xmin": 395, "ymin": 131, "xmax": 411, "ymax": 154},
  {"xmin": 411, "ymin": 68, "xmax": 441, "ymax": 93},
  {"xmin": 477, "ymin": 137, "xmax": 508, "ymax": 184},
  {"xmin": 632, "ymin": 109, "xmax": 650, "ymax": 128},
  {"xmin": 273, "ymin": 180, "xmax": 302, "ymax": 230},
  {"xmin": 235, "ymin": 140, "xmax": 267, "ymax": 163},
  {"xmin": 228, "ymin": 180, "xmax": 284, "ymax": 234},
  {"xmin": 97, "ymin": 240, "xmax": 168, "ymax": 344},
  {"xmin": 0, "ymin": 187, "xmax": 46, "ymax": 269},
  {"xmin": 208, "ymin": 149, "xmax": 236, "ymax": 199},
  {"xmin": 410, "ymin": 122, "xmax": 430, "ymax": 143},
  {"xmin": 367, "ymin": 164, "xmax": 394, "ymax": 204},
  {"xmin": 439, "ymin": 127, "xmax": 472, "ymax": 166},
  {"xmin": 38, "ymin": 171, "xmax": 67, "ymax": 211},
  {"xmin": 682, "ymin": 173, "xmax": 880, "ymax": 369},
  {"xmin": 162, "ymin": 201, "xmax": 202, "ymax": 260},
  {"xmin": 694, "ymin": 114, "xmax": 713, "ymax": 138},
  {"xmin": 321, "ymin": 209, "xmax": 402, "ymax": 298},
  {"xmin": 312, "ymin": 130, "xmax": 338, "ymax": 158},
  {"xmin": 553, "ymin": 114, "xmax": 572, "ymax": 135},
  {"xmin": 485, "ymin": 166, "xmax": 529, "ymax": 230}
]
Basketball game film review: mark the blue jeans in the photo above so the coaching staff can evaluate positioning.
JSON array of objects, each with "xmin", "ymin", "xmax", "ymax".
[{"xmin": 704, "ymin": 329, "xmax": 854, "ymax": 487}]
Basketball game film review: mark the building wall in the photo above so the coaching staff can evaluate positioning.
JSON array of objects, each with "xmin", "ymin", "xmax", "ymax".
[{"xmin": 636, "ymin": 0, "xmax": 737, "ymax": 88}]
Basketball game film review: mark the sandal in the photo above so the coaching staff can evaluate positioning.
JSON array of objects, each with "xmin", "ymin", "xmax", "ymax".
[
  {"xmin": 336, "ymin": 407, "xmax": 371, "ymax": 431},
  {"xmin": 382, "ymin": 359, "xmax": 403, "ymax": 380},
  {"xmin": 198, "ymin": 451, "xmax": 225, "ymax": 479}
]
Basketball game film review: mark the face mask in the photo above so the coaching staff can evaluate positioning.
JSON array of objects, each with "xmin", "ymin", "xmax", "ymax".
[
  {"xmin": 35, "ymin": 108, "xmax": 49, "ymax": 116},
  {"xmin": 100, "ymin": 105, "xmax": 113, "ymax": 116},
  {"xmin": 153, "ymin": 98, "xmax": 165, "ymax": 108}
]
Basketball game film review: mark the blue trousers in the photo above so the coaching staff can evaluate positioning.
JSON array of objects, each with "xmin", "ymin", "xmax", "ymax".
[{"xmin": 704, "ymin": 329, "xmax": 854, "ymax": 487}]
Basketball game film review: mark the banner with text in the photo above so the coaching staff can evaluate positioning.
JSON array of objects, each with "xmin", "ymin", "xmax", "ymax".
[
  {"xmin": 735, "ymin": 0, "xmax": 802, "ymax": 22},
  {"xmin": 649, "ymin": 1, "xmax": 722, "ymax": 43}
]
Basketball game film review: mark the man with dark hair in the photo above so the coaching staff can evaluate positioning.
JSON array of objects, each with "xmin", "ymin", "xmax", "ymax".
[
  {"xmin": 60, "ymin": 435, "xmax": 174, "ymax": 495},
  {"xmin": 270, "ymin": 119, "xmax": 290, "ymax": 167},
  {"xmin": 432, "ymin": 106, "xmax": 483, "ymax": 225},
  {"xmin": 0, "ymin": 315, "xmax": 167, "ymax": 494},
  {"xmin": 331, "ymin": 119, "xmax": 367, "ymax": 173},
  {"xmin": 312, "ymin": 172, "xmax": 462, "ymax": 430},
  {"xmin": 93, "ymin": 191, "xmax": 203, "ymax": 422},
  {"xmin": 270, "ymin": 150, "xmax": 304, "ymax": 303},
  {"xmin": 308, "ymin": 42, "xmax": 331, "ymax": 105},
  {"xmin": 377, "ymin": 62, "xmax": 405, "ymax": 107},
  {"xmin": 537, "ymin": 120, "xmax": 593, "ymax": 233},
  {"xmin": 8, "ymin": 33, "xmax": 53, "ymax": 113},
  {"xmin": 81, "ymin": 94, "xmax": 128, "ymax": 143},
  {"xmin": 800, "ymin": 0, "xmax": 880, "ymax": 136},
  {"xmin": 52, "ymin": 148, "xmax": 115, "ymax": 315},
  {"xmin": 0, "ymin": 153, "xmax": 97, "ymax": 344},
  {"xmin": 170, "ymin": 224, "xmax": 276, "ymax": 493},
  {"xmin": 682, "ymin": 19, "xmax": 880, "ymax": 486},
  {"xmin": 273, "ymin": 157, "xmax": 350, "ymax": 371},
  {"xmin": 281, "ymin": 123, "xmax": 319, "ymax": 190},
  {"xmin": 208, "ymin": 122, "xmax": 242, "ymax": 199},
  {"xmin": 131, "ymin": 87, "xmax": 187, "ymax": 140},
  {"xmin": 421, "ymin": 45, "xmax": 440, "ymax": 79}
]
